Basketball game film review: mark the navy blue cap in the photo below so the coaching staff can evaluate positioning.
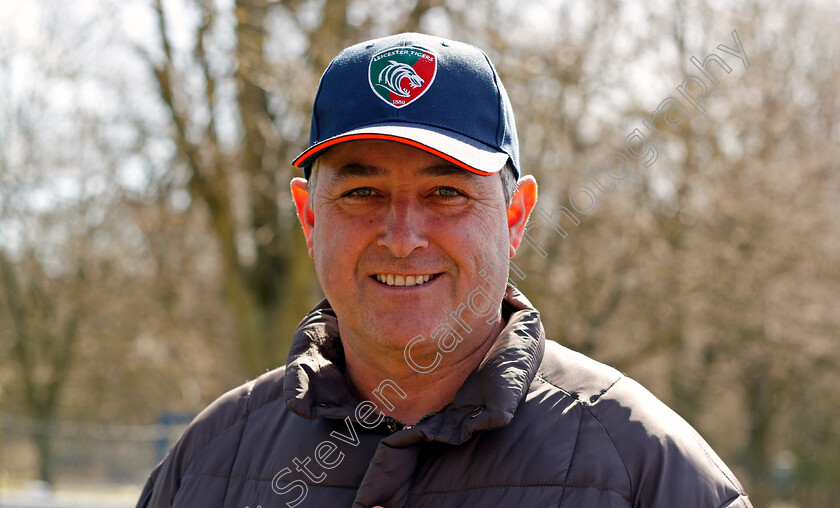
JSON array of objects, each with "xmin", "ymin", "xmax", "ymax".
[{"xmin": 292, "ymin": 33, "xmax": 519, "ymax": 179}]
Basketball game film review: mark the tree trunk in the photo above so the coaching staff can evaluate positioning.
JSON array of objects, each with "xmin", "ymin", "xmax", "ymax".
[
  {"xmin": 33, "ymin": 417, "xmax": 55, "ymax": 485},
  {"xmin": 743, "ymin": 363, "xmax": 773, "ymax": 507}
]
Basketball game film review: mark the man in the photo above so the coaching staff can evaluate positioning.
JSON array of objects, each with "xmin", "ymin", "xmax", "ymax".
[{"xmin": 137, "ymin": 33, "xmax": 751, "ymax": 507}]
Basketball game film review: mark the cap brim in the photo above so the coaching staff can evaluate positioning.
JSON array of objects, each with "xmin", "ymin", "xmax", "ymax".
[{"xmin": 292, "ymin": 124, "xmax": 510, "ymax": 176}]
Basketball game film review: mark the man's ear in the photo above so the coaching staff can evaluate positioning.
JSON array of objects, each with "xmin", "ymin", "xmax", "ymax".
[
  {"xmin": 506, "ymin": 175, "xmax": 538, "ymax": 257},
  {"xmin": 290, "ymin": 177, "xmax": 315, "ymax": 258}
]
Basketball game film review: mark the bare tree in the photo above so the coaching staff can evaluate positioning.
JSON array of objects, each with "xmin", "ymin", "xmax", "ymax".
[{"xmin": 0, "ymin": 251, "xmax": 85, "ymax": 483}]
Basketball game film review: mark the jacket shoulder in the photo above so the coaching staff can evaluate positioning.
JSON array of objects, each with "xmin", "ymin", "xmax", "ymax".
[
  {"xmin": 535, "ymin": 341, "xmax": 750, "ymax": 507},
  {"xmin": 536, "ymin": 339, "xmax": 624, "ymax": 403},
  {"xmin": 584, "ymin": 374, "xmax": 750, "ymax": 507},
  {"xmin": 136, "ymin": 366, "xmax": 288, "ymax": 508}
]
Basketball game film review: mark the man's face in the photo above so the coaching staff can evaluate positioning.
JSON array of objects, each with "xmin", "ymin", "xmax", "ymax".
[{"xmin": 296, "ymin": 140, "xmax": 521, "ymax": 354}]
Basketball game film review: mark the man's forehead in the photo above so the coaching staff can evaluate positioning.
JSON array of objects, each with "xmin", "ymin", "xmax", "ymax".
[
  {"xmin": 317, "ymin": 140, "xmax": 484, "ymax": 182},
  {"xmin": 324, "ymin": 162, "xmax": 476, "ymax": 181}
]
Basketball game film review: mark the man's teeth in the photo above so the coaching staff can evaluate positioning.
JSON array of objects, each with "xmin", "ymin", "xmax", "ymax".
[{"xmin": 375, "ymin": 274, "xmax": 433, "ymax": 286}]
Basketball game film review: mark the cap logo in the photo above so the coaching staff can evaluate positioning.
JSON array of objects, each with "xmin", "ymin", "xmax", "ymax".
[{"xmin": 369, "ymin": 45, "xmax": 437, "ymax": 109}]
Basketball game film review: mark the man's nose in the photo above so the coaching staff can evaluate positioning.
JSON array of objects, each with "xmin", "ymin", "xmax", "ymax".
[{"xmin": 377, "ymin": 197, "xmax": 429, "ymax": 257}]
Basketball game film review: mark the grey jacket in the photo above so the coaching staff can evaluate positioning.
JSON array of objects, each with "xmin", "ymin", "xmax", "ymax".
[{"xmin": 137, "ymin": 289, "xmax": 751, "ymax": 507}]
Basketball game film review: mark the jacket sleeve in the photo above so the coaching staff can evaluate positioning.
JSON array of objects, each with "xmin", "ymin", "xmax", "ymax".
[
  {"xmin": 135, "ymin": 426, "xmax": 196, "ymax": 508},
  {"xmin": 587, "ymin": 377, "xmax": 752, "ymax": 508},
  {"xmin": 135, "ymin": 381, "xmax": 257, "ymax": 508},
  {"xmin": 720, "ymin": 494, "xmax": 753, "ymax": 507},
  {"xmin": 135, "ymin": 464, "xmax": 159, "ymax": 508},
  {"xmin": 136, "ymin": 461, "xmax": 170, "ymax": 508}
]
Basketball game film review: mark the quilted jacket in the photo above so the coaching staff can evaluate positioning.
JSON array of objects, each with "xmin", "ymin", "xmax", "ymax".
[{"xmin": 137, "ymin": 289, "xmax": 751, "ymax": 507}]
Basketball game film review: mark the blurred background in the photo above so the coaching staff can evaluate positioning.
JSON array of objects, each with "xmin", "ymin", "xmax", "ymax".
[{"xmin": 0, "ymin": 0, "xmax": 838, "ymax": 506}]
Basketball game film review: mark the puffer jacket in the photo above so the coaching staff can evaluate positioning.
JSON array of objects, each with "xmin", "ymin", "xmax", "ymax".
[{"xmin": 137, "ymin": 289, "xmax": 751, "ymax": 507}]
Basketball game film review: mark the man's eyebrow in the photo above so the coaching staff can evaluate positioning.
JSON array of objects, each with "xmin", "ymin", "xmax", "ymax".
[
  {"xmin": 328, "ymin": 162, "xmax": 473, "ymax": 184},
  {"xmin": 414, "ymin": 164, "xmax": 473, "ymax": 179},
  {"xmin": 329, "ymin": 164, "xmax": 388, "ymax": 185}
]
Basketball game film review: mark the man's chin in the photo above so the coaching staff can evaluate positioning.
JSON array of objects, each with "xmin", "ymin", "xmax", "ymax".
[{"xmin": 362, "ymin": 313, "xmax": 450, "ymax": 348}]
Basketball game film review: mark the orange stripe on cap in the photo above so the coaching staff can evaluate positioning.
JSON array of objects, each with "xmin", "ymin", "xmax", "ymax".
[{"xmin": 292, "ymin": 133, "xmax": 496, "ymax": 176}]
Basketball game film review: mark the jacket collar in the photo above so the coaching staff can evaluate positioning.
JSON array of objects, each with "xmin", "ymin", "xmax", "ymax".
[{"xmin": 284, "ymin": 287, "xmax": 545, "ymax": 443}]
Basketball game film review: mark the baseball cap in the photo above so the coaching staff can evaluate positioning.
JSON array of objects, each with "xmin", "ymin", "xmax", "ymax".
[{"xmin": 291, "ymin": 32, "xmax": 520, "ymax": 179}]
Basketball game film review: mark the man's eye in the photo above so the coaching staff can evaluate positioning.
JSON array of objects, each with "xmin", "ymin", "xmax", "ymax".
[
  {"xmin": 435, "ymin": 187, "xmax": 463, "ymax": 199},
  {"xmin": 345, "ymin": 187, "xmax": 375, "ymax": 198}
]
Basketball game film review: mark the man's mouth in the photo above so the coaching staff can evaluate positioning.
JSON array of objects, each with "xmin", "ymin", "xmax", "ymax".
[{"xmin": 373, "ymin": 273, "xmax": 439, "ymax": 287}]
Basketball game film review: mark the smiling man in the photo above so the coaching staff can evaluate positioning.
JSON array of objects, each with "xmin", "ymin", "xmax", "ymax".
[{"xmin": 137, "ymin": 33, "xmax": 751, "ymax": 508}]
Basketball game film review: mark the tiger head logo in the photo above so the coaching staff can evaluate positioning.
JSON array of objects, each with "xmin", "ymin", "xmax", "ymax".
[
  {"xmin": 375, "ymin": 61, "xmax": 425, "ymax": 98},
  {"xmin": 369, "ymin": 45, "xmax": 437, "ymax": 108}
]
